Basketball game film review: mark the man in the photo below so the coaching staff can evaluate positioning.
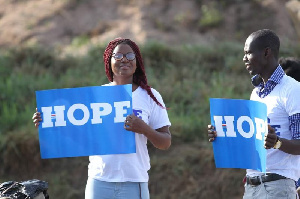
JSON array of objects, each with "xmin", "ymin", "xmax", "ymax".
[
  {"xmin": 208, "ymin": 29, "xmax": 300, "ymax": 199},
  {"xmin": 279, "ymin": 56, "xmax": 300, "ymax": 198}
]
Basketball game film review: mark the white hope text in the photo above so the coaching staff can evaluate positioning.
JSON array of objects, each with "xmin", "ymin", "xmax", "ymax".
[
  {"xmin": 213, "ymin": 116, "xmax": 267, "ymax": 140},
  {"xmin": 41, "ymin": 101, "xmax": 130, "ymax": 128}
]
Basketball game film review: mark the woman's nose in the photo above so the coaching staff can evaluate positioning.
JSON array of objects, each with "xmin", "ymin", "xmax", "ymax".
[{"xmin": 121, "ymin": 56, "xmax": 129, "ymax": 62}]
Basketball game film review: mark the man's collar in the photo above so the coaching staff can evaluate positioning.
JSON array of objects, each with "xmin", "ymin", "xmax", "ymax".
[
  {"xmin": 269, "ymin": 65, "xmax": 284, "ymax": 84},
  {"xmin": 251, "ymin": 65, "xmax": 284, "ymax": 87}
]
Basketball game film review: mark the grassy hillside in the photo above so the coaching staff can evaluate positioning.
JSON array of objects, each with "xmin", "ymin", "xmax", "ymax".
[{"xmin": 0, "ymin": 41, "xmax": 299, "ymax": 198}]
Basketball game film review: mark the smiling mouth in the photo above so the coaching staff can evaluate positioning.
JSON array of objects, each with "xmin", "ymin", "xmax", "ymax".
[{"xmin": 120, "ymin": 65, "xmax": 130, "ymax": 69}]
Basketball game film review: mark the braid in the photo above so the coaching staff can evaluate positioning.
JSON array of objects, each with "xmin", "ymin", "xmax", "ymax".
[
  {"xmin": 103, "ymin": 38, "xmax": 122, "ymax": 82},
  {"xmin": 103, "ymin": 38, "xmax": 165, "ymax": 108}
]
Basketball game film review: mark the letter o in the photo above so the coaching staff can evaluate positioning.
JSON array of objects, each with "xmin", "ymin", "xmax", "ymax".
[
  {"xmin": 67, "ymin": 104, "xmax": 90, "ymax": 126},
  {"xmin": 237, "ymin": 116, "xmax": 254, "ymax": 138}
]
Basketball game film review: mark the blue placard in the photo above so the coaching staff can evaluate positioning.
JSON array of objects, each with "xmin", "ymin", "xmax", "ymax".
[
  {"xmin": 210, "ymin": 98, "xmax": 267, "ymax": 172},
  {"xmin": 36, "ymin": 84, "xmax": 135, "ymax": 159}
]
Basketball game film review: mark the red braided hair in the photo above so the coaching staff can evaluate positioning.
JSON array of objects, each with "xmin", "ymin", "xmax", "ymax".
[{"xmin": 103, "ymin": 37, "xmax": 164, "ymax": 108}]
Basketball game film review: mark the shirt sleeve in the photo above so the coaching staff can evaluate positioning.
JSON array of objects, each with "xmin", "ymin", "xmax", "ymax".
[
  {"xmin": 285, "ymin": 82, "xmax": 300, "ymax": 140},
  {"xmin": 289, "ymin": 113, "xmax": 300, "ymax": 139}
]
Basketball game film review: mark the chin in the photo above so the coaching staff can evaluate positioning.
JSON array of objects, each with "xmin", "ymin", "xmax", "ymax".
[{"xmin": 249, "ymin": 70, "xmax": 257, "ymax": 76}]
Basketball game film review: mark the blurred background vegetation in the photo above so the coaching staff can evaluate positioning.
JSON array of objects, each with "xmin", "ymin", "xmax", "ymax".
[{"xmin": 0, "ymin": 0, "xmax": 300, "ymax": 198}]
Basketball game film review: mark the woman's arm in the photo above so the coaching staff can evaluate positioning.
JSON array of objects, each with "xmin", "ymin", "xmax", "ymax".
[{"xmin": 124, "ymin": 114, "xmax": 171, "ymax": 150}]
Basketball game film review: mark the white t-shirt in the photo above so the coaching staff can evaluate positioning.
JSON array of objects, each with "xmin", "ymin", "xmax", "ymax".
[
  {"xmin": 247, "ymin": 75, "xmax": 300, "ymax": 181},
  {"xmin": 88, "ymin": 86, "xmax": 171, "ymax": 182}
]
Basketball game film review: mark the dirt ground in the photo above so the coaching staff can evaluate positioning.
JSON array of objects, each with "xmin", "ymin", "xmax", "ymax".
[{"xmin": 0, "ymin": 0, "xmax": 298, "ymax": 50}]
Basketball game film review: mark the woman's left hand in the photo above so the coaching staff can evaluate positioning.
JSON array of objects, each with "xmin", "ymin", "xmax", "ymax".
[
  {"xmin": 124, "ymin": 114, "xmax": 147, "ymax": 134},
  {"xmin": 124, "ymin": 114, "xmax": 171, "ymax": 150}
]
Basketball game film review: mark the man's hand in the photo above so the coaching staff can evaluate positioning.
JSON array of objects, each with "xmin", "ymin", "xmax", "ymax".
[{"xmin": 264, "ymin": 125, "xmax": 278, "ymax": 149}]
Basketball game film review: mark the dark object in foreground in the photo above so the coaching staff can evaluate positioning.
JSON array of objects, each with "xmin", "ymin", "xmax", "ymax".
[{"xmin": 0, "ymin": 179, "xmax": 49, "ymax": 199}]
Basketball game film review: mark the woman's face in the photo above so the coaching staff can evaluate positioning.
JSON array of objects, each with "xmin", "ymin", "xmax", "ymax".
[{"xmin": 111, "ymin": 43, "xmax": 137, "ymax": 81}]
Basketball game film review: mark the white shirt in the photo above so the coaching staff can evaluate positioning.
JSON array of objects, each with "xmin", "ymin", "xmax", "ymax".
[
  {"xmin": 88, "ymin": 86, "xmax": 171, "ymax": 182},
  {"xmin": 247, "ymin": 75, "xmax": 300, "ymax": 181}
]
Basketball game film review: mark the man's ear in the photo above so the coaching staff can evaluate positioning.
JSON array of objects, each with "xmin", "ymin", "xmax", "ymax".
[{"xmin": 264, "ymin": 47, "xmax": 271, "ymax": 57}]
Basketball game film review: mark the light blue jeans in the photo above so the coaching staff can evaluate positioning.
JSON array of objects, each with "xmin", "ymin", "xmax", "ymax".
[
  {"xmin": 243, "ymin": 178, "xmax": 297, "ymax": 199},
  {"xmin": 85, "ymin": 177, "xmax": 150, "ymax": 199}
]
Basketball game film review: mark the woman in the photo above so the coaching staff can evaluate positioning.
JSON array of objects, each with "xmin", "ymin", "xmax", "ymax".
[{"xmin": 32, "ymin": 38, "xmax": 172, "ymax": 199}]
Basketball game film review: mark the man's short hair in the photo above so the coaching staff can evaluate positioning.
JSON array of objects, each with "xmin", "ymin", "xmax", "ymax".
[{"xmin": 249, "ymin": 29, "xmax": 280, "ymax": 59}]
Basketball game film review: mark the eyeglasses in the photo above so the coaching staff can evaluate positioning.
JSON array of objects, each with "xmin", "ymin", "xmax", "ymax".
[{"xmin": 112, "ymin": 52, "xmax": 136, "ymax": 61}]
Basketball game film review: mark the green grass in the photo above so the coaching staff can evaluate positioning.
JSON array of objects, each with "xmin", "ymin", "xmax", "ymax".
[{"xmin": 1, "ymin": 41, "xmax": 299, "ymax": 137}]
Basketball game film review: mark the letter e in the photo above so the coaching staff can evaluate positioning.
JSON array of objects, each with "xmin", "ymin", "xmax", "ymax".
[{"xmin": 114, "ymin": 101, "xmax": 131, "ymax": 123}]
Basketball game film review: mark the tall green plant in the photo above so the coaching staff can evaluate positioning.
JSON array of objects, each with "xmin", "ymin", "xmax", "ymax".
[{"xmin": 1, "ymin": 41, "xmax": 299, "ymax": 140}]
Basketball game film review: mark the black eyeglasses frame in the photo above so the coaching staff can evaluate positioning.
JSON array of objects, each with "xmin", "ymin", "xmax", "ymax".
[{"xmin": 112, "ymin": 52, "xmax": 136, "ymax": 61}]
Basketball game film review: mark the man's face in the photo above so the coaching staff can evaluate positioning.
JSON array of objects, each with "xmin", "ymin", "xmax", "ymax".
[{"xmin": 243, "ymin": 36, "xmax": 265, "ymax": 76}]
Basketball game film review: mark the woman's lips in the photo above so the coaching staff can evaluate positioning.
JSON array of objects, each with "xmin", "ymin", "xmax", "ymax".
[{"xmin": 120, "ymin": 65, "xmax": 130, "ymax": 69}]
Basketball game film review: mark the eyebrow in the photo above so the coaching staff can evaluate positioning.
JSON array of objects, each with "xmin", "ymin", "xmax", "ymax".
[{"xmin": 113, "ymin": 51, "xmax": 134, "ymax": 54}]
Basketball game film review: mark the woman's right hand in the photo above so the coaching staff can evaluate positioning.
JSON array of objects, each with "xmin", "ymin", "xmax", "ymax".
[
  {"xmin": 208, "ymin": 124, "xmax": 217, "ymax": 142},
  {"xmin": 32, "ymin": 108, "xmax": 42, "ymax": 128}
]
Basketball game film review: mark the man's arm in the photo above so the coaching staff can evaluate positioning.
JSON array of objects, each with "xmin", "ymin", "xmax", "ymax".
[
  {"xmin": 278, "ymin": 138, "xmax": 300, "ymax": 155},
  {"xmin": 265, "ymin": 116, "xmax": 300, "ymax": 155}
]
